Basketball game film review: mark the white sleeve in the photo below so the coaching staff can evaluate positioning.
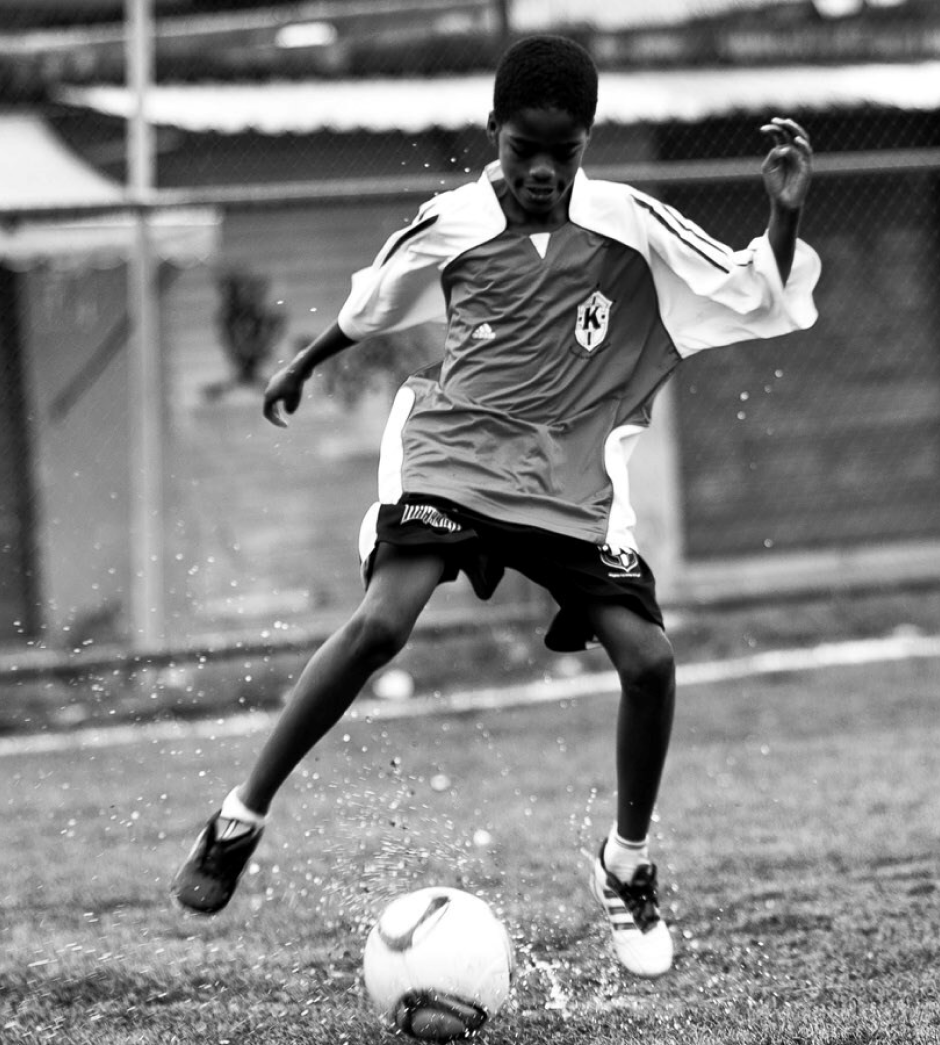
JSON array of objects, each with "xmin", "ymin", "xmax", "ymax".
[
  {"xmin": 637, "ymin": 195, "xmax": 821, "ymax": 358},
  {"xmin": 336, "ymin": 206, "xmax": 449, "ymax": 341}
]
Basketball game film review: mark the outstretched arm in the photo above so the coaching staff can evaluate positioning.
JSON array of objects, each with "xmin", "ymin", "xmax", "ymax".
[
  {"xmin": 760, "ymin": 117, "xmax": 813, "ymax": 285},
  {"xmin": 262, "ymin": 321, "xmax": 358, "ymax": 427}
]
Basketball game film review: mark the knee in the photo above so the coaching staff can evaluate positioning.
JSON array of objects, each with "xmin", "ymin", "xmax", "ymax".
[
  {"xmin": 344, "ymin": 607, "xmax": 412, "ymax": 669},
  {"xmin": 612, "ymin": 631, "xmax": 675, "ymax": 695}
]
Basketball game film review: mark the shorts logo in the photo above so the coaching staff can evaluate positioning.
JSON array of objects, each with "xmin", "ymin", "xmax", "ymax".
[
  {"xmin": 599, "ymin": 545, "xmax": 642, "ymax": 578},
  {"xmin": 401, "ymin": 503, "xmax": 462, "ymax": 533},
  {"xmin": 575, "ymin": 288, "xmax": 613, "ymax": 352}
]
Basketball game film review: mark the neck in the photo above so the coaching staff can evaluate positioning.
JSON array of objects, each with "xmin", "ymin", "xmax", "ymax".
[{"xmin": 494, "ymin": 183, "xmax": 571, "ymax": 231}]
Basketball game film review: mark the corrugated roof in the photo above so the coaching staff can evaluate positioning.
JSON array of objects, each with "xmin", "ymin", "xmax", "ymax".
[{"xmin": 58, "ymin": 61, "xmax": 940, "ymax": 134}]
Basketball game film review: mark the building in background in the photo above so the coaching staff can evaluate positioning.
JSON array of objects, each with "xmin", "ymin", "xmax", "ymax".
[
  {"xmin": 0, "ymin": 113, "xmax": 217, "ymax": 646},
  {"xmin": 0, "ymin": 0, "xmax": 938, "ymax": 653},
  {"xmin": 2, "ymin": 1, "xmax": 939, "ymax": 89}
]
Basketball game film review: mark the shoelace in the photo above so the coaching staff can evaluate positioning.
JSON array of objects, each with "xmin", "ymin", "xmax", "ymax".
[
  {"xmin": 608, "ymin": 864, "xmax": 661, "ymax": 933},
  {"xmin": 200, "ymin": 818, "xmax": 257, "ymax": 872}
]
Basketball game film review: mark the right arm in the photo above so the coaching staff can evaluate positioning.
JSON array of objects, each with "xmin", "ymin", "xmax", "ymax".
[
  {"xmin": 262, "ymin": 321, "xmax": 357, "ymax": 428},
  {"xmin": 264, "ymin": 187, "xmax": 475, "ymax": 427}
]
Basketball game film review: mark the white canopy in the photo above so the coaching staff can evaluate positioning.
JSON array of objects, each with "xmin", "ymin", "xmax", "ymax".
[
  {"xmin": 511, "ymin": 0, "xmax": 796, "ymax": 29},
  {"xmin": 0, "ymin": 112, "xmax": 218, "ymax": 269},
  {"xmin": 57, "ymin": 61, "xmax": 940, "ymax": 136}
]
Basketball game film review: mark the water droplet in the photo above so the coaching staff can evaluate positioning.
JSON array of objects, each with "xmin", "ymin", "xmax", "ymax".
[{"xmin": 372, "ymin": 669, "xmax": 414, "ymax": 701}]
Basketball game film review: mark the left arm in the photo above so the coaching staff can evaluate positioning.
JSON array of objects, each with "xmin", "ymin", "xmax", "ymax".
[{"xmin": 761, "ymin": 117, "xmax": 813, "ymax": 285}]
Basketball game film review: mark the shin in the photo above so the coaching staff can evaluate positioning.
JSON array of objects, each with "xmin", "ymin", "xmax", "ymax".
[{"xmin": 240, "ymin": 546, "xmax": 446, "ymax": 813}]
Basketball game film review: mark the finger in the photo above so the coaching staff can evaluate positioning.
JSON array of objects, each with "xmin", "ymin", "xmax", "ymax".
[
  {"xmin": 761, "ymin": 131, "xmax": 812, "ymax": 167},
  {"xmin": 769, "ymin": 116, "xmax": 811, "ymax": 146},
  {"xmin": 264, "ymin": 400, "xmax": 288, "ymax": 427},
  {"xmin": 759, "ymin": 125, "xmax": 789, "ymax": 151}
]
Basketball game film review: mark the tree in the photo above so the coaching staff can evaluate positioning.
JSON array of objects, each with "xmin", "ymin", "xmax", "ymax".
[{"xmin": 207, "ymin": 267, "xmax": 286, "ymax": 399}]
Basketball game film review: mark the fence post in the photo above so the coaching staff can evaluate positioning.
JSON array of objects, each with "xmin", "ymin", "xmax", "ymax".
[
  {"xmin": 125, "ymin": 0, "xmax": 165, "ymax": 649},
  {"xmin": 493, "ymin": 0, "xmax": 511, "ymax": 45}
]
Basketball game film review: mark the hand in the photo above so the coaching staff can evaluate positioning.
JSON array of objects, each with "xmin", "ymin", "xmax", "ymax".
[
  {"xmin": 262, "ymin": 365, "xmax": 305, "ymax": 427},
  {"xmin": 760, "ymin": 117, "xmax": 812, "ymax": 212}
]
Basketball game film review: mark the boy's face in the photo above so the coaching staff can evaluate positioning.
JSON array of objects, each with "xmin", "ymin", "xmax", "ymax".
[{"xmin": 487, "ymin": 106, "xmax": 591, "ymax": 227}]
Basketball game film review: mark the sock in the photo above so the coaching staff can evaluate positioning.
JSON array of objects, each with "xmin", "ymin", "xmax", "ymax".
[
  {"xmin": 603, "ymin": 826, "xmax": 649, "ymax": 882},
  {"xmin": 220, "ymin": 786, "xmax": 267, "ymax": 829}
]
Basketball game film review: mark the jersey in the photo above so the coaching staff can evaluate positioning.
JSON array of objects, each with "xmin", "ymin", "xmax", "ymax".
[{"xmin": 338, "ymin": 163, "xmax": 821, "ymax": 554}]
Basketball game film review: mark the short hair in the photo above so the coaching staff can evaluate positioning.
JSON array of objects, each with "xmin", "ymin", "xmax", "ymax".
[{"xmin": 492, "ymin": 35, "xmax": 598, "ymax": 129}]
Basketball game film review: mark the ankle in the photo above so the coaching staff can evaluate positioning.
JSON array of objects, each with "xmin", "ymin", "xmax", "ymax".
[
  {"xmin": 220, "ymin": 786, "xmax": 268, "ymax": 825},
  {"xmin": 603, "ymin": 827, "xmax": 649, "ymax": 881}
]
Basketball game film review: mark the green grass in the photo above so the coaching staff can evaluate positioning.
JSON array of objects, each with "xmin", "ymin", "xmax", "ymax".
[{"xmin": 2, "ymin": 652, "xmax": 940, "ymax": 1044}]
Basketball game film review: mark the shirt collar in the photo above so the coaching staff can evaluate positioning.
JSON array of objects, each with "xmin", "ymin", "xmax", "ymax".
[{"xmin": 478, "ymin": 162, "xmax": 591, "ymax": 229}]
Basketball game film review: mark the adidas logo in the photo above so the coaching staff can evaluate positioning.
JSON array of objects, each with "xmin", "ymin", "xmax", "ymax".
[{"xmin": 471, "ymin": 323, "xmax": 496, "ymax": 341}]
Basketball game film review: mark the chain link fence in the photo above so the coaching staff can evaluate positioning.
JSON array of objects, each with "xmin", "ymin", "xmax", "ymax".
[{"xmin": 1, "ymin": 0, "xmax": 939, "ymax": 652}]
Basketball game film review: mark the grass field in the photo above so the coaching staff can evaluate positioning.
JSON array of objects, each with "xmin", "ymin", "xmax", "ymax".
[{"xmin": 3, "ymin": 640, "xmax": 940, "ymax": 1044}]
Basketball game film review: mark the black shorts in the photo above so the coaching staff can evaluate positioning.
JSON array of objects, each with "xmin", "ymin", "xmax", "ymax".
[{"xmin": 360, "ymin": 495, "xmax": 664, "ymax": 653}]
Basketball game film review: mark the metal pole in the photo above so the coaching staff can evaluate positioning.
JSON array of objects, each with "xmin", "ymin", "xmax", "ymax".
[
  {"xmin": 493, "ymin": 0, "xmax": 511, "ymax": 47},
  {"xmin": 125, "ymin": 0, "xmax": 165, "ymax": 649}
]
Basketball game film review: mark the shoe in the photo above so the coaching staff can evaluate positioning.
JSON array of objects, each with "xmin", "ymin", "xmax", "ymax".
[
  {"xmin": 171, "ymin": 812, "xmax": 264, "ymax": 914},
  {"xmin": 590, "ymin": 842, "xmax": 674, "ymax": 977}
]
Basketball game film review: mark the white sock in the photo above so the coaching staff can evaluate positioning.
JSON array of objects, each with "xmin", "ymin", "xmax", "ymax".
[
  {"xmin": 220, "ymin": 786, "xmax": 267, "ymax": 827},
  {"xmin": 603, "ymin": 826, "xmax": 649, "ymax": 882}
]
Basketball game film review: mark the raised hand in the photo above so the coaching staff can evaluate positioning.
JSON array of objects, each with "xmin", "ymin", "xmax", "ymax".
[{"xmin": 760, "ymin": 117, "xmax": 812, "ymax": 212}]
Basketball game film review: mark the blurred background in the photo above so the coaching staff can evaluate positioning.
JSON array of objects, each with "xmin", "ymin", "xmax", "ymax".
[{"xmin": 1, "ymin": 0, "xmax": 938, "ymax": 662}]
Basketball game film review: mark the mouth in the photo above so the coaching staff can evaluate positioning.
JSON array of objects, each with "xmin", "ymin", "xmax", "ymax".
[{"xmin": 522, "ymin": 185, "xmax": 556, "ymax": 207}]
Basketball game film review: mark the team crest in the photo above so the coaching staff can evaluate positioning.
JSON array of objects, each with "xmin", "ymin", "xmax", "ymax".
[
  {"xmin": 575, "ymin": 288, "xmax": 613, "ymax": 352},
  {"xmin": 599, "ymin": 545, "xmax": 642, "ymax": 578}
]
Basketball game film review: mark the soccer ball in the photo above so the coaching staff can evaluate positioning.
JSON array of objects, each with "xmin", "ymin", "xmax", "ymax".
[{"xmin": 363, "ymin": 886, "xmax": 514, "ymax": 1041}]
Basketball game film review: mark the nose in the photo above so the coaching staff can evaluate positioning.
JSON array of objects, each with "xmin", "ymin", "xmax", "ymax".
[{"xmin": 529, "ymin": 158, "xmax": 554, "ymax": 182}]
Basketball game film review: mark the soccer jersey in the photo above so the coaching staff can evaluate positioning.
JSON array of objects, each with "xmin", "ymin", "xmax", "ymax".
[{"xmin": 339, "ymin": 163, "xmax": 820, "ymax": 553}]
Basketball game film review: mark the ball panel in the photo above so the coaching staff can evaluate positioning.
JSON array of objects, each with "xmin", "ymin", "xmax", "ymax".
[
  {"xmin": 396, "ymin": 990, "xmax": 488, "ymax": 1042},
  {"xmin": 376, "ymin": 892, "xmax": 451, "ymax": 951}
]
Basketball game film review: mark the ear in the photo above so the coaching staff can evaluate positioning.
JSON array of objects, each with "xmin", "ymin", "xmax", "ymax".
[{"xmin": 486, "ymin": 111, "xmax": 499, "ymax": 146}]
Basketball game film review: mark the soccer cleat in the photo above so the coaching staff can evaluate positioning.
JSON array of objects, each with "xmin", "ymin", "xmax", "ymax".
[
  {"xmin": 171, "ymin": 812, "xmax": 264, "ymax": 914},
  {"xmin": 590, "ymin": 842, "xmax": 674, "ymax": 977}
]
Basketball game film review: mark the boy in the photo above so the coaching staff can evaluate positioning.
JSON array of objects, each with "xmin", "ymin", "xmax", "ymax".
[{"xmin": 172, "ymin": 35, "xmax": 819, "ymax": 979}]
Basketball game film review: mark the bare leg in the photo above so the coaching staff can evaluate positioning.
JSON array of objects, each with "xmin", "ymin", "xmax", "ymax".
[
  {"xmin": 240, "ymin": 545, "xmax": 447, "ymax": 814},
  {"xmin": 586, "ymin": 603, "xmax": 676, "ymax": 841}
]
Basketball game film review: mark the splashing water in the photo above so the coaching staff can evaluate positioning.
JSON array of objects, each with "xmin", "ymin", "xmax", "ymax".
[{"xmin": 291, "ymin": 772, "xmax": 503, "ymax": 941}]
